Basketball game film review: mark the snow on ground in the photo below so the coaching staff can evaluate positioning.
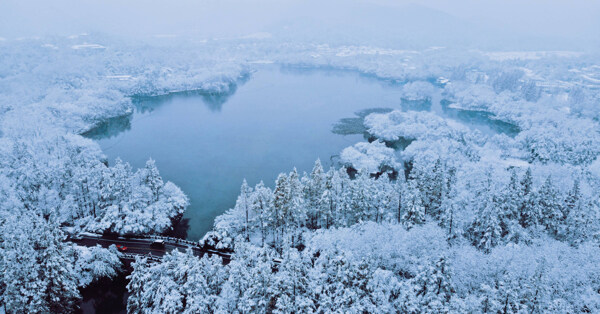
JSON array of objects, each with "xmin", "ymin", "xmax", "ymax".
[
  {"xmin": 71, "ymin": 43, "xmax": 106, "ymax": 49},
  {"xmin": 483, "ymin": 50, "xmax": 583, "ymax": 61},
  {"xmin": 365, "ymin": 110, "xmax": 473, "ymax": 143},
  {"xmin": 3, "ymin": 30, "xmax": 600, "ymax": 313}
]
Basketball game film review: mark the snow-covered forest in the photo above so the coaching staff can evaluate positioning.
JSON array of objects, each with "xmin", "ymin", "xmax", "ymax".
[{"xmin": 1, "ymin": 0, "xmax": 600, "ymax": 313}]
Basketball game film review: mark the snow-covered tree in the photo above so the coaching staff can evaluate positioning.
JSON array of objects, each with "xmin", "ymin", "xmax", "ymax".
[
  {"xmin": 127, "ymin": 249, "xmax": 226, "ymax": 314},
  {"xmin": 304, "ymin": 159, "xmax": 326, "ymax": 229},
  {"xmin": 411, "ymin": 158, "xmax": 445, "ymax": 218},
  {"xmin": 272, "ymin": 249, "xmax": 315, "ymax": 313},
  {"xmin": 469, "ymin": 186, "xmax": 503, "ymax": 253},
  {"xmin": 533, "ymin": 176, "xmax": 563, "ymax": 237},
  {"xmin": 271, "ymin": 173, "xmax": 290, "ymax": 253},
  {"xmin": 250, "ymin": 181, "xmax": 273, "ymax": 247},
  {"xmin": 410, "ymin": 256, "xmax": 455, "ymax": 313},
  {"xmin": 74, "ymin": 245, "xmax": 122, "ymax": 287},
  {"xmin": 519, "ymin": 168, "xmax": 538, "ymax": 229},
  {"xmin": 563, "ymin": 179, "xmax": 594, "ymax": 244},
  {"xmin": 320, "ymin": 168, "xmax": 345, "ymax": 229},
  {"xmin": 0, "ymin": 213, "xmax": 80, "ymax": 313},
  {"xmin": 141, "ymin": 159, "xmax": 164, "ymax": 201},
  {"xmin": 217, "ymin": 243, "xmax": 275, "ymax": 313},
  {"xmin": 401, "ymin": 180, "xmax": 426, "ymax": 229},
  {"xmin": 237, "ymin": 179, "xmax": 253, "ymax": 241}
]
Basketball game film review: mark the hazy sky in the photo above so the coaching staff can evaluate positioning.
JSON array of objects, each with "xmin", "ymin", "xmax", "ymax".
[{"xmin": 1, "ymin": 0, "xmax": 598, "ymax": 50}]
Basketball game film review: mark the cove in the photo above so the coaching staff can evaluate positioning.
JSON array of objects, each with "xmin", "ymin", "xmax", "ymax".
[{"xmin": 85, "ymin": 65, "xmax": 517, "ymax": 241}]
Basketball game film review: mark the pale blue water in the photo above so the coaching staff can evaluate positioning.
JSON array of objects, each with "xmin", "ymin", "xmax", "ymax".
[{"xmin": 86, "ymin": 66, "xmax": 517, "ymax": 240}]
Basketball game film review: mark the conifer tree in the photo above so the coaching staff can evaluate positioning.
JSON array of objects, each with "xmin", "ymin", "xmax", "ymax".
[
  {"xmin": 410, "ymin": 256, "xmax": 455, "ymax": 313},
  {"xmin": 250, "ymin": 181, "xmax": 273, "ymax": 247},
  {"xmin": 395, "ymin": 178, "xmax": 405, "ymax": 224},
  {"xmin": 272, "ymin": 173, "xmax": 290, "ymax": 252},
  {"xmin": 1, "ymin": 213, "xmax": 80, "ymax": 313},
  {"xmin": 320, "ymin": 169, "xmax": 337, "ymax": 229},
  {"xmin": 273, "ymin": 249, "xmax": 315, "ymax": 313},
  {"xmin": 564, "ymin": 179, "xmax": 590, "ymax": 244},
  {"xmin": 519, "ymin": 168, "xmax": 538, "ymax": 228},
  {"xmin": 402, "ymin": 180, "xmax": 426, "ymax": 229},
  {"xmin": 288, "ymin": 168, "xmax": 306, "ymax": 246},
  {"xmin": 534, "ymin": 176, "xmax": 563, "ymax": 237},
  {"xmin": 237, "ymin": 179, "xmax": 252, "ymax": 241},
  {"xmin": 288, "ymin": 168, "xmax": 305, "ymax": 227},
  {"xmin": 142, "ymin": 159, "xmax": 163, "ymax": 201},
  {"xmin": 305, "ymin": 159, "xmax": 326, "ymax": 229},
  {"xmin": 410, "ymin": 158, "xmax": 445, "ymax": 218},
  {"xmin": 470, "ymin": 182, "xmax": 503, "ymax": 252},
  {"xmin": 498, "ymin": 168, "xmax": 520, "ymax": 237}
]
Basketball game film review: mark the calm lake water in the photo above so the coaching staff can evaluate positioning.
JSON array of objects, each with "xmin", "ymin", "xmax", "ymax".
[{"xmin": 85, "ymin": 65, "xmax": 517, "ymax": 241}]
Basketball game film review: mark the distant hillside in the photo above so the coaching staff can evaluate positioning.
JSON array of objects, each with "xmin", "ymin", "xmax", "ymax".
[{"xmin": 267, "ymin": 3, "xmax": 591, "ymax": 50}]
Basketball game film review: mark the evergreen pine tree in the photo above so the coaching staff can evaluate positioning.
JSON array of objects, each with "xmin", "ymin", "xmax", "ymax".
[
  {"xmin": 519, "ymin": 168, "xmax": 538, "ymax": 228},
  {"xmin": 250, "ymin": 181, "xmax": 273, "ymax": 247},
  {"xmin": 238, "ymin": 179, "xmax": 252, "ymax": 241},
  {"xmin": 498, "ymin": 168, "xmax": 520, "ymax": 238},
  {"xmin": 272, "ymin": 173, "xmax": 290, "ymax": 253},
  {"xmin": 142, "ymin": 158, "xmax": 163, "ymax": 201},
  {"xmin": 320, "ymin": 169, "xmax": 337, "ymax": 229},
  {"xmin": 273, "ymin": 249, "xmax": 315, "ymax": 313},
  {"xmin": 470, "ymin": 183, "xmax": 503, "ymax": 253},
  {"xmin": 563, "ymin": 179, "xmax": 590, "ymax": 244},
  {"xmin": 534, "ymin": 176, "xmax": 563, "ymax": 237},
  {"xmin": 411, "ymin": 256, "xmax": 455, "ymax": 313},
  {"xmin": 306, "ymin": 159, "xmax": 326, "ymax": 229},
  {"xmin": 402, "ymin": 180, "xmax": 426, "ymax": 229},
  {"xmin": 410, "ymin": 159, "xmax": 445, "ymax": 218}
]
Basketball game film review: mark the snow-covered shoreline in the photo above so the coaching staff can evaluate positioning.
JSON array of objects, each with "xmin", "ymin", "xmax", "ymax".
[{"xmin": 2, "ymin": 32, "xmax": 600, "ymax": 312}]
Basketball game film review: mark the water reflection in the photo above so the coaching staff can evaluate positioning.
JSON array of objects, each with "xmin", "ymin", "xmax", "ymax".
[
  {"xmin": 85, "ymin": 82, "xmax": 244, "ymax": 141},
  {"xmin": 439, "ymin": 99, "xmax": 520, "ymax": 136},
  {"xmin": 133, "ymin": 82, "xmax": 243, "ymax": 114},
  {"xmin": 332, "ymin": 108, "xmax": 393, "ymax": 136},
  {"xmin": 333, "ymin": 94, "xmax": 520, "ymax": 142},
  {"xmin": 83, "ymin": 115, "xmax": 132, "ymax": 140},
  {"xmin": 400, "ymin": 98, "xmax": 432, "ymax": 111},
  {"xmin": 279, "ymin": 64, "xmax": 412, "ymax": 89}
]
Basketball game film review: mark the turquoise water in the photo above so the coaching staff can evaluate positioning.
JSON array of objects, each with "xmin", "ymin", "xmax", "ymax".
[{"xmin": 86, "ymin": 66, "xmax": 517, "ymax": 240}]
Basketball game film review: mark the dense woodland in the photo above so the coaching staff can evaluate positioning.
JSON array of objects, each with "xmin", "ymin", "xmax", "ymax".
[
  {"xmin": 0, "ymin": 133, "xmax": 187, "ymax": 312},
  {"xmin": 127, "ymin": 158, "xmax": 600, "ymax": 313}
]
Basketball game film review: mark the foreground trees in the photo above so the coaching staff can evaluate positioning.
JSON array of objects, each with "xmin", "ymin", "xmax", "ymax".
[
  {"xmin": 0, "ymin": 134, "xmax": 182, "ymax": 312},
  {"xmin": 2, "ymin": 135, "xmax": 189, "ymax": 236},
  {"xmin": 164, "ymin": 158, "xmax": 600, "ymax": 313},
  {"xmin": 208, "ymin": 159, "xmax": 596, "ymax": 254},
  {"xmin": 131, "ymin": 222, "xmax": 600, "ymax": 313},
  {"xmin": 0, "ymin": 213, "xmax": 79, "ymax": 313}
]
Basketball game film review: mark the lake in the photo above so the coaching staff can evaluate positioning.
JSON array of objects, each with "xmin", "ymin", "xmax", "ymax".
[{"xmin": 85, "ymin": 65, "xmax": 517, "ymax": 241}]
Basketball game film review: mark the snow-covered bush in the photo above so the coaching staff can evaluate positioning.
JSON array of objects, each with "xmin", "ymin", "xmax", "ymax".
[
  {"xmin": 74, "ymin": 245, "xmax": 122, "ymax": 287},
  {"xmin": 308, "ymin": 222, "xmax": 447, "ymax": 276},
  {"xmin": 340, "ymin": 140, "xmax": 400, "ymax": 173},
  {"xmin": 517, "ymin": 117, "xmax": 600, "ymax": 165},
  {"xmin": 0, "ymin": 133, "xmax": 188, "ymax": 236},
  {"xmin": 399, "ymin": 80, "xmax": 436, "ymax": 101},
  {"xmin": 451, "ymin": 241, "xmax": 600, "ymax": 312},
  {"xmin": 364, "ymin": 110, "xmax": 473, "ymax": 143}
]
